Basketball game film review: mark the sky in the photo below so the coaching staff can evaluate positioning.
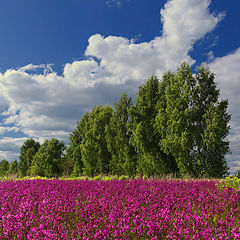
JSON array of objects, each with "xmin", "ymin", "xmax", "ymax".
[{"xmin": 0, "ymin": 0, "xmax": 239, "ymax": 175}]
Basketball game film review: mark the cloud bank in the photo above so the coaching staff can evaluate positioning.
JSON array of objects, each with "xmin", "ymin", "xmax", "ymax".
[
  {"xmin": 209, "ymin": 48, "xmax": 240, "ymax": 175},
  {"xmin": 2, "ymin": 0, "xmax": 238, "ymax": 174}
]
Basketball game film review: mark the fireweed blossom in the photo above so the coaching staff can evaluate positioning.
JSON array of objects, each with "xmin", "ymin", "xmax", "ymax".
[{"xmin": 0, "ymin": 179, "xmax": 239, "ymax": 239}]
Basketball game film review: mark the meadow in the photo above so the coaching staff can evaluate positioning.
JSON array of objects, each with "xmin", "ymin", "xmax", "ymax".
[{"xmin": 0, "ymin": 177, "xmax": 239, "ymax": 239}]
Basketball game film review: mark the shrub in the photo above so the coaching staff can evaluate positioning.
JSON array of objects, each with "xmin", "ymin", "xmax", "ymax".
[{"xmin": 118, "ymin": 175, "xmax": 128, "ymax": 180}]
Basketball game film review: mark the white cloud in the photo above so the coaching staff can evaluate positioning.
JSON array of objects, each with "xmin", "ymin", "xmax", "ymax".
[
  {"xmin": 207, "ymin": 51, "xmax": 215, "ymax": 62},
  {"xmin": 0, "ymin": 0, "xmax": 224, "ymax": 163},
  {"xmin": 209, "ymin": 48, "xmax": 240, "ymax": 175},
  {"xmin": 0, "ymin": 137, "xmax": 28, "ymax": 161},
  {"xmin": 105, "ymin": 0, "xmax": 129, "ymax": 8},
  {"xmin": 0, "ymin": 126, "xmax": 19, "ymax": 135},
  {"xmin": 18, "ymin": 64, "xmax": 53, "ymax": 74}
]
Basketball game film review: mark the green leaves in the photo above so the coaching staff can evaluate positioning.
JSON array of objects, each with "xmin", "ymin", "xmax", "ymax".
[
  {"xmin": 130, "ymin": 75, "xmax": 176, "ymax": 176},
  {"xmin": 18, "ymin": 138, "xmax": 40, "ymax": 177},
  {"xmin": 105, "ymin": 93, "xmax": 136, "ymax": 176},
  {"xmin": 30, "ymin": 138, "xmax": 66, "ymax": 178},
  {"xmin": 80, "ymin": 105, "xmax": 113, "ymax": 176},
  {"xmin": 155, "ymin": 63, "xmax": 231, "ymax": 178}
]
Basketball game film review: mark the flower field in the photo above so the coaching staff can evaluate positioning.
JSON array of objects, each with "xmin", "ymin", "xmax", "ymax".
[{"xmin": 0, "ymin": 179, "xmax": 239, "ymax": 239}]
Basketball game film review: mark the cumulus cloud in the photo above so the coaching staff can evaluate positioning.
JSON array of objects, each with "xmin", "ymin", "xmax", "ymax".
[
  {"xmin": 209, "ymin": 48, "xmax": 240, "ymax": 175},
  {"xmin": 0, "ymin": 0, "xmax": 224, "ymax": 162}
]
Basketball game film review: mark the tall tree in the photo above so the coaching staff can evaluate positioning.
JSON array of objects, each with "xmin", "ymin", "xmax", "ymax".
[
  {"xmin": 66, "ymin": 112, "xmax": 90, "ymax": 176},
  {"xmin": 193, "ymin": 65, "xmax": 231, "ymax": 178},
  {"xmin": 155, "ymin": 63, "xmax": 195, "ymax": 177},
  {"xmin": 18, "ymin": 138, "xmax": 40, "ymax": 177},
  {"xmin": 105, "ymin": 93, "xmax": 137, "ymax": 176},
  {"xmin": 80, "ymin": 105, "xmax": 113, "ymax": 176},
  {"xmin": 155, "ymin": 72, "xmax": 180, "ymax": 176},
  {"xmin": 155, "ymin": 63, "xmax": 231, "ymax": 178},
  {"xmin": 130, "ymin": 76, "xmax": 171, "ymax": 176},
  {"xmin": 31, "ymin": 138, "xmax": 66, "ymax": 178}
]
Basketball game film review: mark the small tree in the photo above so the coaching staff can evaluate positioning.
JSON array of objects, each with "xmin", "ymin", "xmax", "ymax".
[
  {"xmin": 0, "ymin": 159, "xmax": 9, "ymax": 176},
  {"xmin": 31, "ymin": 138, "xmax": 66, "ymax": 178},
  {"xmin": 8, "ymin": 160, "xmax": 18, "ymax": 175},
  {"xmin": 18, "ymin": 138, "xmax": 40, "ymax": 177},
  {"xmin": 66, "ymin": 112, "xmax": 90, "ymax": 177},
  {"xmin": 80, "ymin": 105, "xmax": 113, "ymax": 176}
]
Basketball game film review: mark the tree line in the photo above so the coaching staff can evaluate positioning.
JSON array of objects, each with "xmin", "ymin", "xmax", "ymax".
[{"xmin": 0, "ymin": 63, "xmax": 232, "ymax": 178}]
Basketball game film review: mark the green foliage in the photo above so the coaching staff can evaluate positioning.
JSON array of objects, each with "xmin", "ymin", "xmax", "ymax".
[
  {"xmin": 67, "ymin": 113, "xmax": 91, "ymax": 177},
  {"xmin": 235, "ymin": 170, "xmax": 240, "ymax": 179},
  {"xmin": 105, "ymin": 93, "xmax": 137, "ymax": 176},
  {"xmin": 8, "ymin": 160, "xmax": 18, "ymax": 175},
  {"xmin": 0, "ymin": 159, "xmax": 9, "ymax": 176},
  {"xmin": 118, "ymin": 175, "xmax": 129, "ymax": 180},
  {"xmin": 155, "ymin": 63, "xmax": 230, "ymax": 178},
  {"xmin": 156, "ymin": 63, "xmax": 195, "ymax": 177},
  {"xmin": 80, "ymin": 105, "xmax": 113, "ymax": 176},
  {"xmin": 130, "ymin": 76, "xmax": 172, "ymax": 177},
  {"xmin": 30, "ymin": 138, "xmax": 66, "ymax": 178},
  {"xmin": 93, "ymin": 175, "xmax": 101, "ymax": 180},
  {"xmin": 192, "ymin": 65, "xmax": 231, "ymax": 178},
  {"xmin": 216, "ymin": 176, "xmax": 240, "ymax": 194},
  {"xmin": 18, "ymin": 139, "xmax": 40, "ymax": 177},
  {"xmin": 142, "ymin": 175, "xmax": 148, "ymax": 180}
]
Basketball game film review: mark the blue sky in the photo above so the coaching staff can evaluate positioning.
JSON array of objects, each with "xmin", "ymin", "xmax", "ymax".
[{"xmin": 0, "ymin": 0, "xmax": 239, "ymax": 175}]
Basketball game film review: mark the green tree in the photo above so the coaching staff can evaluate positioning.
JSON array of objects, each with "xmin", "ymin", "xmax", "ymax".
[
  {"xmin": 105, "ymin": 93, "xmax": 137, "ymax": 176},
  {"xmin": 130, "ymin": 76, "xmax": 172, "ymax": 177},
  {"xmin": 31, "ymin": 138, "xmax": 66, "ymax": 178},
  {"xmin": 191, "ymin": 65, "xmax": 231, "ymax": 178},
  {"xmin": 80, "ymin": 105, "xmax": 113, "ymax": 176},
  {"xmin": 0, "ymin": 159, "xmax": 9, "ymax": 176},
  {"xmin": 18, "ymin": 138, "xmax": 40, "ymax": 177},
  {"xmin": 156, "ymin": 64, "xmax": 195, "ymax": 177},
  {"xmin": 8, "ymin": 160, "xmax": 18, "ymax": 175},
  {"xmin": 155, "ymin": 63, "xmax": 230, "ymax": 178},
  {"xmin": 66, "ymin": 112, "xmax": 90, "ymax": 177}
]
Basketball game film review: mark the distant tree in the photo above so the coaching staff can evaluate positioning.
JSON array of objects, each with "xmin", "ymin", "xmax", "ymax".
[
  {"xmin": 130, "ymin": 76, "xmax": 172, "ymax": 177},
  {"xmin": 8, "ymin": 160, "xmax": 18, "ymax": 175},
  {"xmin": 31, "ymin": 138, "xmax": 66, "ymax": 178},
  {"xmin": 18, "ymin": 138, "xmax": 40, "ymax": 177},
  {"xmin": 80, "ymin": 105, "xmax": 113, "ymax": 176},
  {"xmin": 0, "ymin": 159, "xmax": 9, "ymax": 176},
  {"xmin": 105, "ymin": 93, "xmax": 137, "ymax": 176},
  {"xmin": 66, "ymin": 112, "xmax": 90, "ymax": 177}
]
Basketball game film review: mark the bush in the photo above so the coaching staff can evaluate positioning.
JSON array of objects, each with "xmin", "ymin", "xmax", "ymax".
[
  {"xmin": 94, "ymin": 175, "xmax": 101, "ymax": 180},
  {"xmin": 142, "ymin": 175, "xmax": 148, "ymax": 180},
  {"xmin": 216, "ymin": 176, "xmax": 240, "ymax": 194},
  {"xmin": 235, "ymin": 170, "xmax": 240, "ymax": 179},
  {"xmin": 118, "ymin": 175, "xmax": 128, "ymax": 180}
]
